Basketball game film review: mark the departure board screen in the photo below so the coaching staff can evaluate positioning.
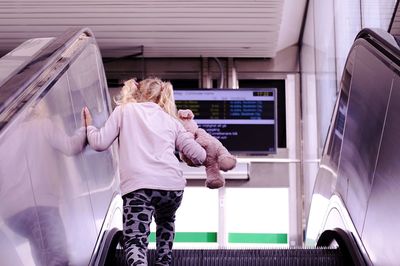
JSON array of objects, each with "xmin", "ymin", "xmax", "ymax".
[{"xmin": 174, "ymin": 89, "xmax": 277, "ymax": 155}]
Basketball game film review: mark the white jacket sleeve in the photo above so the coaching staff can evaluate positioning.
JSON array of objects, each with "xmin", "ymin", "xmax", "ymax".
[
  {"xmin": 176, "ymin": 123, "xmax": 206, "ymax": 166},
  {"xmin": 87, "ymin": 106, "xmax": 122, "ymax": 151}
]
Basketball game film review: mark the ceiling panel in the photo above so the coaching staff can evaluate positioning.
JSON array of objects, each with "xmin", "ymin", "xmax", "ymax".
[
  {"xmin": 390, "ymin": 1, "xmax": 400, "ymax": 36},
  {"xmin": 0, "ymin": 0, "xmax": 298, "ymax": 58}
]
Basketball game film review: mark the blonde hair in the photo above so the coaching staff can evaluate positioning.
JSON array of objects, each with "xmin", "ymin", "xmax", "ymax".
[
  {"xmin": 114, "ymin": 77, "xmax": 177, "ymax": 118},
  {"xmin": 114, "ymin": 79, "xmax": 139, "ymax": 105}
]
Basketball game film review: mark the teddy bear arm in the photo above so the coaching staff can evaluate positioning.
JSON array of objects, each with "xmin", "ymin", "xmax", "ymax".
[
  {"xmin": 216, "ymin": 145, "xmax": 237, "ymax": 171},
  {"xmin": 178, "ymin": 109, "xmax": 199, "ymax": 134}
]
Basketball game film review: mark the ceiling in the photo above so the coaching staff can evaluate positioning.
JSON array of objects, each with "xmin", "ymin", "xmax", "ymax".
[
  {"xmin": 390, "ymin": 1, "xmax": 400, "ymax": 36},
  {"xmin": 0, "ymin": 0, "xmax": 306, "ymax": 58}
]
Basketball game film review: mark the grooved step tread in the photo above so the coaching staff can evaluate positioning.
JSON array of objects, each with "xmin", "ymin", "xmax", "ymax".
[{"xmin": 109, "ymin": 248, "xmax": 345, "ymax": 266}]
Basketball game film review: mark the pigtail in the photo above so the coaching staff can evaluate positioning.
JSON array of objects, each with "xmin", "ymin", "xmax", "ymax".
[
  {"xmin": 159, "ymin": 81, "xmax": 177, "ymax": 118},
  {"xmin": 114, "ymin": 79, "xmax": 139, "ymax": 105}
]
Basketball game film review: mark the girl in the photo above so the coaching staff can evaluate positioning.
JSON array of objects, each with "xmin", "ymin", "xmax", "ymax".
[{"xmin": 83, "ymin": 78, "xmax": 206, "ymax": 265}]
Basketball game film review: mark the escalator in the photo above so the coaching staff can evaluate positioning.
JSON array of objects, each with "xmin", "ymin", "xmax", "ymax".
[{"xmin": 2, "ymin": 25, "xmax": 398, "ymax": 265}]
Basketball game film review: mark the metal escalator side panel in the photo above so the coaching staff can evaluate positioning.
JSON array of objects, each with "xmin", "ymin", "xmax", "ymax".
[
  {"xmin": 336, "ymin": 41, "xmax": 393, "ymax": 232},
  {"xmin": 361, "ymin": 74, "xmax": 400, "ymax": 266},
  {"xmin": 0, "ymin": 28, "xmax": 121, "ymax": 266},
  {"xmin": 305, "ymin": 44, "xmax": 357, "ymax": 248}
]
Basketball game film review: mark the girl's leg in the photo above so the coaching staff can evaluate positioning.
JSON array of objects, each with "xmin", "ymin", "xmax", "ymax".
[
  {"xmin": 122, "ymin": 190, "xmax": 154, "ymax": 266},
  {"xmin": 153, "ymin": 190, "xmax": 183, "ymax": 266}
]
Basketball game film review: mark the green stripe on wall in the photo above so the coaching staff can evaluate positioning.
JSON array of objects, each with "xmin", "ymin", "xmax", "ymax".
[
  {"xmin": 229, "ymin": 233, "xmax": 287, "ymax": 244},
  {"xmin": 149, "ymin": 232, "xmax": 217, "ymax": 243},
  {"xmin": 148, "ymin": 232, "xmax": 287, "ymax": 244}
]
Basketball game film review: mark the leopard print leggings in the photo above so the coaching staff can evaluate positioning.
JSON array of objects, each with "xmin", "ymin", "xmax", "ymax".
[{"xmin": 122, "ymin": 189, "xmax": 183, "ymax": 266}]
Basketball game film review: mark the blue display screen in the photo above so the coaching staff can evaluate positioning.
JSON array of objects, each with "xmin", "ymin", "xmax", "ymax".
[{"xmin": 174, "ymin": 88, "xmax": 277, "ymax": 155}]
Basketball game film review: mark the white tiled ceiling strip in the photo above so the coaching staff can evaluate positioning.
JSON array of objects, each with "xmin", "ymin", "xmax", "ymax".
[{"xmin": 0, "ymin": 0, "xmax": 284, "ymax": 58}]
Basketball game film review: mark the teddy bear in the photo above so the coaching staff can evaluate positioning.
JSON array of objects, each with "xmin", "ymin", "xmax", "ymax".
[{"xmin": 178, "ymin": 109, "xmax": 237, "ymax": 189}]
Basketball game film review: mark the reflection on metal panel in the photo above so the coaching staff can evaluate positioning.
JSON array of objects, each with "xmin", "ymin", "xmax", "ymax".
[
  {"xmin": 0, "ymin": 29, "xmax": 120, "ymax": 266},
  {"xmin": 337, "ymin": 44, "xmax": 393, "ymax": 232},
  {"xmin": 0, "ymin": 38, "xmax": 53, "ymax": 88},
  {"xmin": 362, "ymin": 75, "xmax": 400, "ymax": 266}
]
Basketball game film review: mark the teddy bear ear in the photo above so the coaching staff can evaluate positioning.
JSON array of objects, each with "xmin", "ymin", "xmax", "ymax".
[
  {"xmin": 177, "ymin": 109, "xmax": 187, "ymax": 118},
  {"xmin": 178, "ymin": 109, "xmax": 194, "ymax": 119}
]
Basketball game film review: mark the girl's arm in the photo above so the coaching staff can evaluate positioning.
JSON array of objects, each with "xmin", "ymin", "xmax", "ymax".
[{"xmin": 84, "ymin": 106, "xmax": 122, "ymax": 151}]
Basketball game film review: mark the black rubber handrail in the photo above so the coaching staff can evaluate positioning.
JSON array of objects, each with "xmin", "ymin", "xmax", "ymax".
[
  {"xmin": 355, "ymin": 28, "xmax": 400, "ymax": 68},
  {"xmin": 317, "ymin": 228, "xmax": 367, "ymax": 266},
  {"xmin": 95, "ymin": 228, "xmax": 123, "ymax": 266}
]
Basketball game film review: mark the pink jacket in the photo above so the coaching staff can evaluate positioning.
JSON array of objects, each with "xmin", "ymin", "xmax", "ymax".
[{"xmin": 87, "ymin": 102, "xmax": 206, "ymax": 195}]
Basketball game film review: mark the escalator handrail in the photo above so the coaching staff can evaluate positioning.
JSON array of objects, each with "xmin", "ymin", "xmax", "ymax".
[
  {"xmin": 355, "ymin": 28, "xmax": 400, "ymax": 68},
  {"xmin": 317, "ymin": 228, "xmax": 367, "ymax": 266}
]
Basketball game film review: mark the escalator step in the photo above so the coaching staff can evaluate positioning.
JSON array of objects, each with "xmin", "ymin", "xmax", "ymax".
[{"xmin": 111, "ymin": 248, "xmax": 345, "ymax": 265}]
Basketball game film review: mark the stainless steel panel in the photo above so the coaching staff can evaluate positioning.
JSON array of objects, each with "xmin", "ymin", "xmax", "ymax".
[
  {"xmin": 305, "ymin": 48, "xmax": 355, "ymax": 244},
  {"xmin": 306, "ymin": 47, "xmax": 358, "ymax": 210},
  {"xmin": 67, "ymin": 43, "xmax": 119, "ymax": 233},
  {"xmin": 362, "ymin": 75, "xmax": 400, "ymax": 266},
  {"xmin": 337, "ymin": 44, "xmax": 392, "ymax": 232},
  {"xmin": 0, "ymin": 39, "xmax": 119, "ymax": 266}
]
